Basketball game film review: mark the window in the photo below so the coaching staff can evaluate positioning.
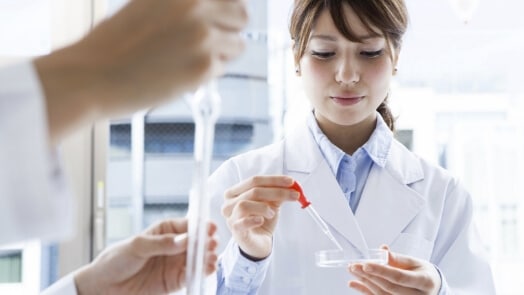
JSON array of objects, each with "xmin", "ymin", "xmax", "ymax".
[
  {"xmin": 0, "ymin": 251, "xmax": 22, "ymax": 283},
  {"xmin": 109, "ymin": 122, "xmax": 255, "ymax": 158}
]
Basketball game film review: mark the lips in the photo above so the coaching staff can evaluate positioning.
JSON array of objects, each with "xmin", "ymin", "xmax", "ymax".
[{"xmin": 330, "ymin": 95, "xmax": 364, "ymax": 106}]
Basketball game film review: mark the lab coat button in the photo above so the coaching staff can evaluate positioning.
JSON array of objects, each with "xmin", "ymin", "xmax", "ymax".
[
  {"xmin": 247, "ymin": 266, "xmax": 256, "ymax": 274},
  {"xmin": 242, "ymin": 276, "xmax": 251, "ymax": 284}
]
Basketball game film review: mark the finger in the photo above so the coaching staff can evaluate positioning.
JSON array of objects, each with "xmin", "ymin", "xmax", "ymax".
[
  {"xmin": 230, "ymin": 187, "xmax": 299, "ymax": 205},
  {"xmin": 169, "ymin": 218, "xmax": 189, "ymax": 233},
  {"xmin": 357, "ymin": 264, "xmax": 421, "ymax": 295},
  {"xmin": 388, "ymin": 250, "xmax": 421, "ymax": 270},
  {"xmin": 225, "ymin": 175, "xmax": 295, "ymax": 197},
  {"xmin": 204, "ymin": 251, "xmax": 218, "ymax": 275},
  {"xmin": 359, "ymin": 262, "xmax": 424, "ymax": 291},
  {"xmin": 207, "ymin": 221, "xmax": 217, "ymax": 236},
  {"xmin": 222, "ymin": 188, "xmax": 298, "ymax": 218},
  {"xmin": 207, "ymin": 234, "xmax": 218, "ymax": 252},
  {"xmin": 131, "ymin": 233, "xmax": 188, "ymax": 258},
  {"xmin": 202, "ymin": 230, "xmax": 219, "ymax": 276},
  {"xmin": 348, "ymin": 280, "xmax": 373, "ymax": 295},
  {"xmin": 350, "ymin": 269, "xmax": 388, "ymax": 295},
  {"xmin": 230, "ymin": 215, "xmax": 265, "ymax": 232},
  {"xmin": 383, "ymin": 251, "xmax": 441, "ymax": 292},
  {"xmin": 147, "ymin": 218, "xmax": 189, "ymax": 235},
  {"xmin": 230, "ymin": 199, "xmax": 277, "ymax": 220},
  {"xmin": 213, "ymin": 30, "xmax": 246, "ymax": 62},
  {"xmin": 206, "ymin": 0, "xmax": 249, "ymax": 31}
]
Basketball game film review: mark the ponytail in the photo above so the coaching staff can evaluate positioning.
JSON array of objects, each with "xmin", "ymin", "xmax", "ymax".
[{"xmin": 377, "ymin": 97, "xmax": 395, "ymax": 132}]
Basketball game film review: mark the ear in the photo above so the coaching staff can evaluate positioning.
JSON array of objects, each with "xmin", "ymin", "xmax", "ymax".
[
  {"xmin": 295, "ymin": 65, "xmax": 301, "ymax": 76},
  {"xmin": 291, "ymin": 40, "xmax": 301, "ymax": 76},
  {"xmin": 392, "ymin": 50, "xmax": 400, "ymax": 76}
]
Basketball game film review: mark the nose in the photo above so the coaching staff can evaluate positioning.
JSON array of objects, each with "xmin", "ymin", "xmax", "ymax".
[{"xmin": 335, "ymin": 56, "xmax": 359, "ymax": 85}]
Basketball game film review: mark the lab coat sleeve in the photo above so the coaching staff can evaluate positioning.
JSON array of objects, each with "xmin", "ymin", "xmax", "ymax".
[
  {"xmin": 435, "ymin": 265, "xmax": 451, "ymax": 295},
  {"xmin": 216, "ymin": 239, "xmax": 271, "ymax": 295},
  {"xmin": 40, "ymin": 273, "xmax": 78, "ymax": 295},
  {"xmin": 432, "ymin": 180, "xmax": 496, "ymax": 294},
  {"xmin": 0, "ymin": 61, "xmax": 74, "ymax": 245}
]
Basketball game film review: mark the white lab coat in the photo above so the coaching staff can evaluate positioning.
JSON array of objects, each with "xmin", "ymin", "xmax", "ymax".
[
  {"xmin": 0, "ymin": 61, "xmax": 73, "ymax": 245},
  {"xmin": 209, "ymin": 120, "xmax": 496, "ymax": 294},
  {"xmin": 0, "ymin": 61, "xmax": 75, "ymax": 294}
]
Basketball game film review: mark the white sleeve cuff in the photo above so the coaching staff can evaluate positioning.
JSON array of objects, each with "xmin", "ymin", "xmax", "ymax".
[
  {"xmin": 434, "ymin": 264, "xmax": 451, "ymax": 295},
  {"xmin": 40, "ymin": 273, "xmax": 78, "ymax": 295}
]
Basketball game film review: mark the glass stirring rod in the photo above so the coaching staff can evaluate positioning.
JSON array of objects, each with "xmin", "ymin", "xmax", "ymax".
[{"xmin": 291, "ymin": 181, "xmax": 344, "ymax": 251}]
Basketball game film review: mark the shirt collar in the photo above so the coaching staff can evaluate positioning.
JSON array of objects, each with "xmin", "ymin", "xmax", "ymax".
[
  {"xmin": 361, "ymin": 113, "xmax": 392, "ymax": 168},
  {"xmin": 306, "ymin": 111, "xmax": 392, "ymax": 170},
  {"xmin": 306, "ymin": 112, "xmax": 344, "ymax": 174}
]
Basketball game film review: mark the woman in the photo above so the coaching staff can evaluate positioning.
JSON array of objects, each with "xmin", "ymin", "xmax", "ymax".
[{"xmin": 209, "ymin": 0, "xmax": 495, "ymax": 294}]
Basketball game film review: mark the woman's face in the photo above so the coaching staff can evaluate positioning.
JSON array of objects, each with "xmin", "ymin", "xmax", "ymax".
[{"xmin": 299, "ymin": 4, "xmax": 397, "ymax": 131}]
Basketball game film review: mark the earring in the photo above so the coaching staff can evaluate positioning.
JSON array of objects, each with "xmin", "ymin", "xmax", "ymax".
[
  {"xmin": 295, "ymin": 67, "xmax": 301, "ymax": 74},
  {"xmin": 393, "ymin": 68, "xmax": 398, "ymax": 75}
]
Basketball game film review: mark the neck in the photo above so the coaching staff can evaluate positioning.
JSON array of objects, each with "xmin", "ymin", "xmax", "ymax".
[{"xmin": 316, "ymin": 114, "xmax": 377, "ymax": 155}]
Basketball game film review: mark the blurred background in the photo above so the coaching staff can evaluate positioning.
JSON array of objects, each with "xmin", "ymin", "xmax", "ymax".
[{"xmin": 1, "ymin": 0, "xmax": 523, "ymax": 294}]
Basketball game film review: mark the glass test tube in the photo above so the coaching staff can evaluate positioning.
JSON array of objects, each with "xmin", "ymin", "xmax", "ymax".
[{"xmin": 186, "ymin": 81, "xmax": 221, "ymax": 295}]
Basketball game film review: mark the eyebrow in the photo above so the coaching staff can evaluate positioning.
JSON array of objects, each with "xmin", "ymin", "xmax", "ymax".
[{"xmin": 310, "ymin": 34, "xmax": 383, "ymax": 42}]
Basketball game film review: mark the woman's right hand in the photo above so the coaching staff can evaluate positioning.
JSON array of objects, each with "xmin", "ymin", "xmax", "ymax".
[{"xmin": 221, "ymin": 176, "xmax": 300, "ymax": 260}]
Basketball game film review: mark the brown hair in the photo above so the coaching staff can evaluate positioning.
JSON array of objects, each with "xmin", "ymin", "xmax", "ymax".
[{"xmin": 289, "ymin": 0, "xmax": 408, "ymax": 131}]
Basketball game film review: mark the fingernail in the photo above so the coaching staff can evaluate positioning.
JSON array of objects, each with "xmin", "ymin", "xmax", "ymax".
[
  {"xmin": 253, "ymin": 216, "xmax": 264, "ymax": 223},
  {"xmin": 284, "ymin": 176, "xmax": 294, "ymax": 185},
  {"xmin": 173, "ymin": 233, "xmax": 188, "ymax": 245},
  {"xmin": 363, "ymin": 264, "xmax": 373, "ymax": 273},
  {"xmin": 350, "ymin": 265, "xmax": 357, "ymax": 272},
  {"xmin": 267, "ymin": 209, "xmax": 275, "ymax": 218}
]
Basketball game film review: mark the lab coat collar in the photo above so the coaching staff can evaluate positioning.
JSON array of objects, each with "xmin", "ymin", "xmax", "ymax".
[
  {"xmin": 356, "ymin": 140, "xmax": 425, "ymax": 247},
  {"xmin": 284, "ymin": 119, "xmax": 424, "ymax": 185},
  {"xmin": 284, "ymin": 121, "xmax": 425, "ymax": 251}
]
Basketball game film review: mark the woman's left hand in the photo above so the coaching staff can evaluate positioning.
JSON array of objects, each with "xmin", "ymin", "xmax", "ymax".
[{"xmin": 348, "ymin": 245, "xmax": 441, "ymax": 295}]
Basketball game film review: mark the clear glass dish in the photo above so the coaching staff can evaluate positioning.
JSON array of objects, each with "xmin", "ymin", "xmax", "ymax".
[{"xmin": 315, "ymin": 248, "xmax": 388, "ymax": 268}]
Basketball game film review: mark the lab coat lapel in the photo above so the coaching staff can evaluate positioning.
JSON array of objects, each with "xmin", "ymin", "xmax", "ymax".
[
  {"xmin": 284, "ymin": 123, "xmax": 369, "ymax": 254},
  {"xmin": 355, "ymin": 141, "xmax": 426, "ymax": 248}
]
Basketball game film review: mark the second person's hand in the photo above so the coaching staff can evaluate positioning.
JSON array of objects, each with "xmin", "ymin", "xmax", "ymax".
[
  {"xmin": 35, "ymin": 0, "xmax": 249, "ymax": 144},
  {"xmin": 74, "ymin": 219, "xmax": 218, "ymax": 295}
]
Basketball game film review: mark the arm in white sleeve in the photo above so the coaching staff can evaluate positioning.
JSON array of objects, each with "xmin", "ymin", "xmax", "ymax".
[
  {"xmin": 0, "ymin": 61, "xmax": 73, "ymax": 245},
  {"xmin": 432, "ymin": 181, "xmax": 495, "ymax": 294},
  {"xmin": 40, "ymin": 274, "xmax": 77, "ymax": 295}
]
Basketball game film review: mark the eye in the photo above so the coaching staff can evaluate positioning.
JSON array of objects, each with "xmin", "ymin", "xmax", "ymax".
[
  {"xmin": 311, "ymin": 50, "xmax": 335, "ymax": 59},
  {"xmin": 361, "ymin": 49, "xmax": 384, "ymax": 58}
]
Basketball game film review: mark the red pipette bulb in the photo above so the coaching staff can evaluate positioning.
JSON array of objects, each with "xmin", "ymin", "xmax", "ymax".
[{"xmin": 291, "ymin": 181, "xmax": 311, "ymax": 208}]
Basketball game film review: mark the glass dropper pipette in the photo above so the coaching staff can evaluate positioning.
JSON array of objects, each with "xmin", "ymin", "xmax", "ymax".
[{"xmin": 291, "ymin": 181, "xmax": 344, "ymax": 251}]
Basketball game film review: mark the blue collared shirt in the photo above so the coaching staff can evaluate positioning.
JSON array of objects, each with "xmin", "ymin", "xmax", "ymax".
[{"xmin": 306, "ymin": 111, "xmax": 392, "ymax": 212}]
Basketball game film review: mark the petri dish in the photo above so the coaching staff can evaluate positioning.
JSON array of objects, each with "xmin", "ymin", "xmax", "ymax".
[{"xmin": 315, "ymin": 248, "xmax": 388, "ymax": 268}]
